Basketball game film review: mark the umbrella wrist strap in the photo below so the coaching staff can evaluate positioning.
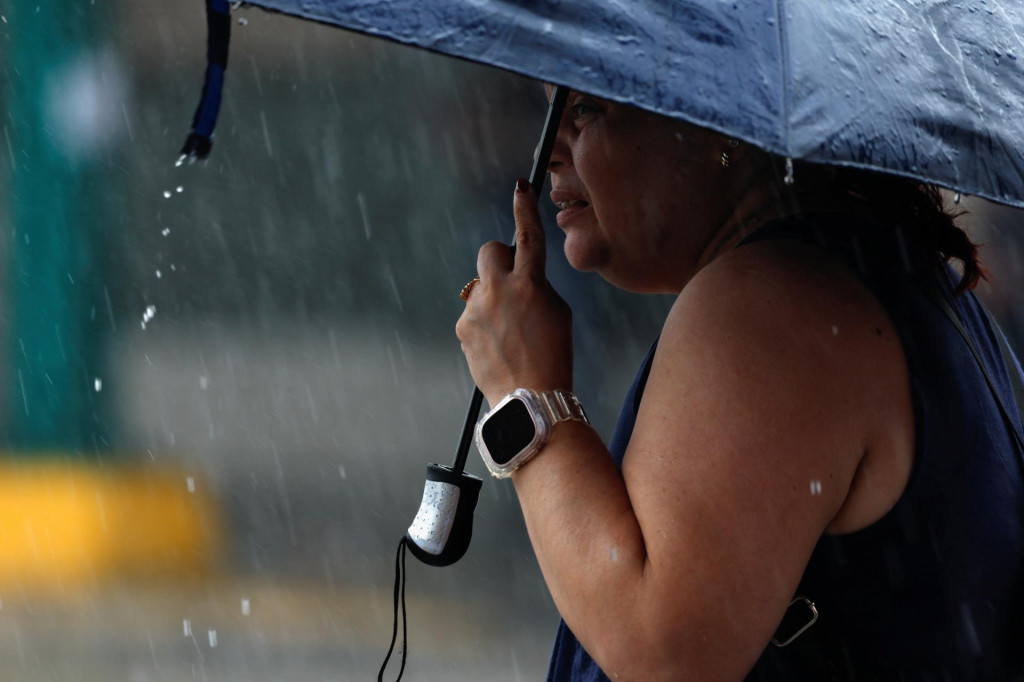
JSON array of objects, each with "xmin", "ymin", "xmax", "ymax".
[{"xmin": 377, "ymin": 538, "xmax": 409, "ymax": 682}]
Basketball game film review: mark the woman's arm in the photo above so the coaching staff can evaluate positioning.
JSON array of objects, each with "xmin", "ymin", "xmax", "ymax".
[{"xmin": 457, "ymin": 187, "xmax": 913, "ymax": 681}]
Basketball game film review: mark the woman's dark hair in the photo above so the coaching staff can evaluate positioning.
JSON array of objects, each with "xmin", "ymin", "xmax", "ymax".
[{"xmin": 788, "ymin": 161, "xmax": 984, "ymax": 293}]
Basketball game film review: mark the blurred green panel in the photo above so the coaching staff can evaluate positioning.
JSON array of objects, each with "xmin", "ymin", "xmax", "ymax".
[{"xmin": 2, "ymin": 0, "xmax": 116, "ymax": 453}]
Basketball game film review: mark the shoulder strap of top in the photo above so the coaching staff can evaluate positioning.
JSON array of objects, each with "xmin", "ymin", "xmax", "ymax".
[
  {"xmin": 982, "ymin": 307, "xmax": 1024, "ymax": 438},
  {"xmin": 915, "ymin": 269, "xmax": 1024, "ymax": 458}
]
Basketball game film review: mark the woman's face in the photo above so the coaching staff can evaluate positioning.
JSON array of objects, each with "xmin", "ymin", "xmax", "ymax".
[{"xmin": 546, "ymin": 89, "xmax": 736, "ymax": 293}]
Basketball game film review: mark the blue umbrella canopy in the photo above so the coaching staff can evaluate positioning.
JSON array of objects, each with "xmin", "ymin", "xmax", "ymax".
[{"xmin": 186, "ymin": 0, "xmax": 1024, "ymax": 208}]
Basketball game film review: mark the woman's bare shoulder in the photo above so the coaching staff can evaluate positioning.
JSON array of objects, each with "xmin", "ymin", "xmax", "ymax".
[
  {"xmin": 615, "ymin": 234, "xmax": 914, "ymax": 674},
  {"xmin": 643, "ymin": 236, "xmax": 914, "ymax": 529}
]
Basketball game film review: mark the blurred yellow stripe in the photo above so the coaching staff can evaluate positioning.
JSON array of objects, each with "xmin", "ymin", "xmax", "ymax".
[{"xmin": 0, "ymin": 459, "xmax": 222, "ymax": 587}]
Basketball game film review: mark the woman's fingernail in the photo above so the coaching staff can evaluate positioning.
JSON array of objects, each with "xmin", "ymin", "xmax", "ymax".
[{"xmin": 515, "ymin": 178, "xmax": 530, "ymax": 195}]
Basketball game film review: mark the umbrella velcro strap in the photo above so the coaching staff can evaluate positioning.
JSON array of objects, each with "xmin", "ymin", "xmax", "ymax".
[
  {"xmin": 915, "ymin": 272, "xmax": 1024, "ymax": 458},
  {"xmin": 180, "ymin": 0, "xmax": 232, "ymax": 162}
]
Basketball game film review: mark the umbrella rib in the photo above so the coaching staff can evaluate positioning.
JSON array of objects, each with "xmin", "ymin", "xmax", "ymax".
[{"xmin": 774, "ymin": 0, "xmax": 791, "ymax": 159}]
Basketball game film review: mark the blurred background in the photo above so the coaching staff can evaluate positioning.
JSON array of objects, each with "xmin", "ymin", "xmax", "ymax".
[{"xmin": 0, "ymin": 1, "xmax": 1021, "ymax": 680}]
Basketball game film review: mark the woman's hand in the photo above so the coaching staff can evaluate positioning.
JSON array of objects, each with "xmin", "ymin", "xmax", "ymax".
[{"xmin": 455, "ymin": 179, "xmax": 573, "ymax": 408}]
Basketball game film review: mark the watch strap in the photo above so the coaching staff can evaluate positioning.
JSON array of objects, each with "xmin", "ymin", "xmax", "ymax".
[{"xmin": 539, "ymin": 389, "xmax": 589, "ymax": 426}]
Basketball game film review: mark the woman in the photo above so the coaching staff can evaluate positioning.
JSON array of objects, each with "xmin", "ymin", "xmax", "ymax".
[{"xmin": 455, "ymin": 90, "xmax": 1024, "ymax": 681}]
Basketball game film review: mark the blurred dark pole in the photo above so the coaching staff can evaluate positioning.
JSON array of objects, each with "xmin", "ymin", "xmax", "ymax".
[{"xmin": 2, "ymin": 0, "xmax": 117, "ymax": 454}]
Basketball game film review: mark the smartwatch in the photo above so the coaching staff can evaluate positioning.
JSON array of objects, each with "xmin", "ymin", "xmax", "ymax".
[{"xmin": 475, "ymin": 388, "xmax": 588, "ymax": 478}]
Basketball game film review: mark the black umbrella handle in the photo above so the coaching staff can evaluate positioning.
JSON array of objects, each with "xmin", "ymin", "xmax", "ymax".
[{"xmin": 449, "ymin": 85, "xmax": 568, "ymax": 474}]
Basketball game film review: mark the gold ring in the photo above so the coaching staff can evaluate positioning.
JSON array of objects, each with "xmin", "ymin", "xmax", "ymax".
[{"xmin": 460, "ymin": 277, "xmax": 481, "ymax": 301}]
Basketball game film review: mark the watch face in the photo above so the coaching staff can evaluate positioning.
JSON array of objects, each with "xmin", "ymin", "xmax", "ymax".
[{"xmin": 481, "ymin": 397, "xmax": 538, "ymax": 465}]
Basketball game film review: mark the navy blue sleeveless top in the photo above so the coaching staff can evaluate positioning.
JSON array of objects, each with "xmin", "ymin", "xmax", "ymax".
[{"xmin": 546, "ymin": 213, "xmax": 1024, "ymax": 681}]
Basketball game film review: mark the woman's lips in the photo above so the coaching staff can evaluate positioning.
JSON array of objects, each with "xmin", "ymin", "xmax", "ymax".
[
  {"xmin": 555, "ymin": 201, "xmax": 591, "ymax": 228},
  {"xmin": 550, "ymin": 189, "xmax": 591, "ymax": 228}
]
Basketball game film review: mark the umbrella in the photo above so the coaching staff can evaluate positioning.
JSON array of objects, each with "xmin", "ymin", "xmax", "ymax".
[{"xmin": 184, "ymin": 0, "xmax": 1024, "ymax": 209}]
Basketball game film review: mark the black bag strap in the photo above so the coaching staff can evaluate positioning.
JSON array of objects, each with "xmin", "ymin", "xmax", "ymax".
[{"xmin": 914, "ymin": 270, "xmax": 1024, "ymax": 459}]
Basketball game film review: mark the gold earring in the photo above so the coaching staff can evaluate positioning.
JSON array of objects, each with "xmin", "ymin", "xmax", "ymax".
[{"xmin": 721, "ymin": 139, "xmax": 739, "ymax": 168}]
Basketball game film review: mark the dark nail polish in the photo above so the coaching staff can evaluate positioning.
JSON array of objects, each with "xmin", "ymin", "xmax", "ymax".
[{"xmin": 515, "ymin": 178, "xmax": 529, "ymax": 194}]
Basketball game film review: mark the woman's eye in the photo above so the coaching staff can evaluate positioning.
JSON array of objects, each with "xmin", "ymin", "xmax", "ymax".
[{"xmin": 570, "ymin": 101, "xmax": 599, "ymax": 126}]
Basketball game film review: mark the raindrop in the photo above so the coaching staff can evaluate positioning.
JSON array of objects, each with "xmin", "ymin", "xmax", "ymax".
[
  {"xmin": 208, "ymin": 630, "xmax": 218, "ymax": 648},
  {"xmin": 954, "ymin": 191, "xmax": 962, "ymax": 204},
  {"xmin": 176, "ymin": 186, "xmax": 184, "ymax": 193},
  {"xmin": 162, "ymin": 190, "xmax": 172, "ymax": 199},
  {"xmin": 186, "ymin": 477, "xmax": 195, "ymax": 493},
  {"xmin": 831, "ymin": 325, "xmax": 839, "ymax": 336},
  {"xmin": 237, "ymin": 16, "xmax": 248, "ymax": 26},
  {"xmin": 338, "ymin": 464, "xmax": 347, "ymax": 480},
  {"xmin": 175, "ymin": 155, "xmax": 186, "ymax": 168},
  {"xmin": 810, "ymin": 480, "xmax": 822, "ymax": 495},
  {"xmin": 784, "ymin": 157, "xmax": 795, "ymax": 185},
  {"xmin": 162, "ymin": 228, "xmax": 171, "ymax": 236},
  {"xmin": 155, "ymin": 270, "xmax": 162, "ymax": 279},
  {"xmin": 199, "ymin": 376, "xmax": 209, "ymax": 391},
  {"xmin": 356, "ymin": 192, "xmax": 372, "ymax": 240},
  {"xmin": 241, "ymin": 598, "xmax": 250, "ymax": 616},
  {"xmin": 183, "ymin": 619, "xmax": 192, "ymax": 637},
  {"xmin": 94, "ymin": 378, "xmax": 102, "ymax": 392}
]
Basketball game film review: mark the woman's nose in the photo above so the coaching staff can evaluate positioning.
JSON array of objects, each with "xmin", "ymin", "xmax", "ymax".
[{"xmin": 546, "ymin": 116, "xmax": 573, "ymax": 172}]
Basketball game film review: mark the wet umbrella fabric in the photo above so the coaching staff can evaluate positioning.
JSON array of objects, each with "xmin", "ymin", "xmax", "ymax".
[{"xmin": 204, "ymin": 0, "xmax": 1024, "ymax": 208}]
